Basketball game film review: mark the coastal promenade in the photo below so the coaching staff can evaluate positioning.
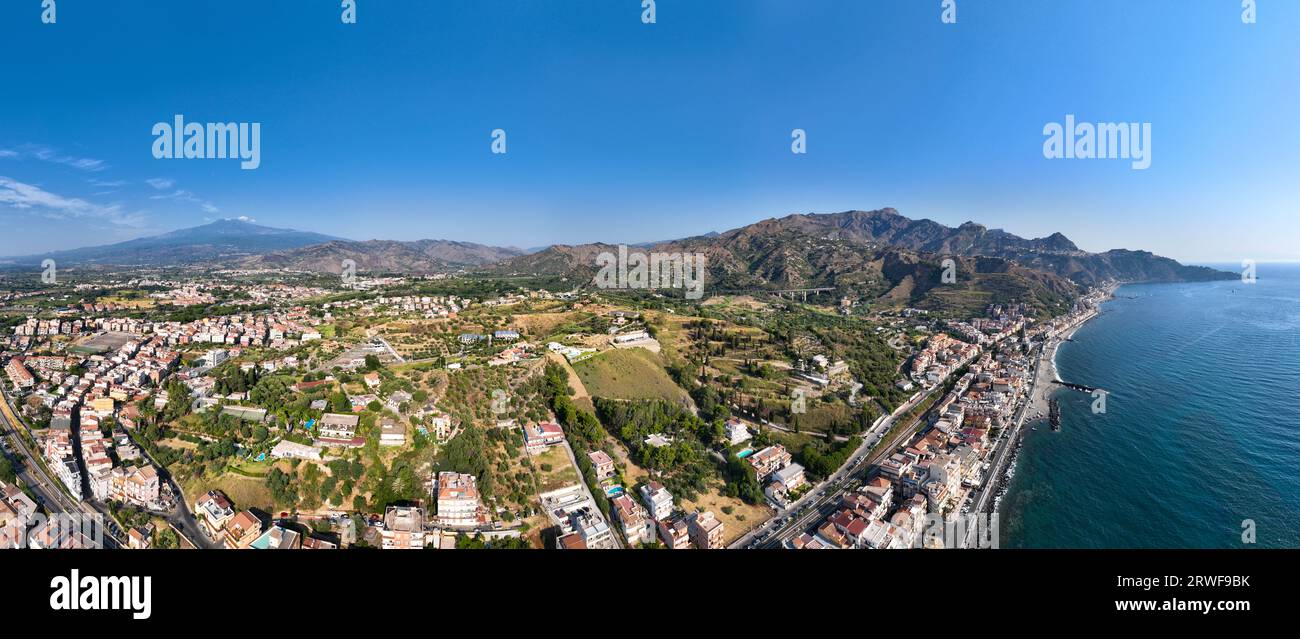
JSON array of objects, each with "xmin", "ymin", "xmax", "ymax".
[{"xmin": 962, "ymin": 290, "xmax": 1112, "ymax": 547}]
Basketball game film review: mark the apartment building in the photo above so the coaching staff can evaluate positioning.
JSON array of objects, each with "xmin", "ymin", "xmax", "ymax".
[
  {"xmin": 612, "ymin": 494, "xmax": 654, "ymax": 546},
  {"xmin": 570, "ymin": 506, "xmax": 616, "ymax": 549},
  {"xmin": 195, "ymin": 490, "xmax": 236, "ymax": 538},
  {"xmin": 317, "ymin": 412, "xmax": 360, "ymax": 440},
  {"xmin": 656, "ymin": 514, "xmax": 691, "ymax": 550},
  {"xmin": 436, "ymin": 472, "xmax": 481, "ymax": 529},
  {"xmin": 587, "ymin": 450, "xmax": 615, "ymax": 479},
  {"xmin": 381, "ymin": 506, "xmax": 428, "ymax": 550},
  {"xmin": 639, "ymin": 480, "xmax": 674, "ymax": 521},
  {"xmin": 688, "ymin": 510, "xmax": 725, "ymax": 550},
  {"xmin": 747, "ymin": 444, "xmax": 793, "ymax": 481},
  {"xmin": 223, "ymin": 510, "xmax": 263, "ymax": 549},
  {"xmin": 5, "ymin": 357, "xmax": 34, "ymax": 389}
]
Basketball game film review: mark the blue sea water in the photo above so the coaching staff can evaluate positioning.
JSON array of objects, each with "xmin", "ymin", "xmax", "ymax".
[{"xmin": 1001, "ymin": 262, "xmax": 1300, "ymax": 548}]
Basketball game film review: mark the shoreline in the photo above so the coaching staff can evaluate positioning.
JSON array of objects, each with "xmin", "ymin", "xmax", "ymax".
[
  {"xmin": 1025, "ymin": 283, "xmax": 1117, "ymax": 418},
  {"xmin": 989, "ymin": 283, "xmax": 1118, "ymax": 519}
]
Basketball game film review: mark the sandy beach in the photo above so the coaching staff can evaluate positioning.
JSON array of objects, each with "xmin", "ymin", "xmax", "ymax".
[{"xmin": 1022, "ymin": 284, "xmax": 1116, "ymax": 423}]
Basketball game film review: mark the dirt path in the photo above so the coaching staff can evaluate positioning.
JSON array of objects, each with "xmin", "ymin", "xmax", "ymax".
[{"xmin": 546, "ymin": 351, "xmax": 594, "ymax": 412}]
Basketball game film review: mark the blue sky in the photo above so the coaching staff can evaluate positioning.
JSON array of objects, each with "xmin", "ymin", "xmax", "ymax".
[{"xmin": 1, "ymin": 0, "xmax": 1297, "ymax": 261}]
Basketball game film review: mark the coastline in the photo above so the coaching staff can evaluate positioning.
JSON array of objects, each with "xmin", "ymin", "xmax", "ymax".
[
  {"xmin": 989, "ymin": 283, "xmax": 1117, "ymax": 519},
  {"xmin": 1024, "ymin": 283, "xmax": 1117, "ymax": 419}
]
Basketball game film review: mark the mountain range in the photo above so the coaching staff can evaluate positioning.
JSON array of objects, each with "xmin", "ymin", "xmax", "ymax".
[
  {"xmin": 242, "ymin": 238, "xmax": 523, "ymax": 273},
  {"xmin": 0, "ymin": 219, "xmax": 341, "ymax": 267},
  {"xmin": 1, "ymin": 212, "xmax": 1233, "ymax": 309},
  {"xmin": 499, "ymin": 209, "xmax": 1231, "ymax": 286},
  {"xmin": 0, "ymin": 219, "xmax": 521, "ymax": 270}
]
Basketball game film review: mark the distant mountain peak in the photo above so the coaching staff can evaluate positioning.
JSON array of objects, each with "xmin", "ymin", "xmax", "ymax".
[{"xmin": 2, "ymin": 219, "xmax": 344, "ymax": 266}]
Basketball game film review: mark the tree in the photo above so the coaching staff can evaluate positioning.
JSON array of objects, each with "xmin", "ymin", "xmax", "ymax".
[
  {"xmin": 329, "ymin": 392, "xmax": 351, "ymax": 413},
  {"xmin": 155, "ymin": 528, "xmax": 179, "ymax": 549},
  {"xmin": 267, "ymin": 467, "xmax": 299, "ymax": 508}
]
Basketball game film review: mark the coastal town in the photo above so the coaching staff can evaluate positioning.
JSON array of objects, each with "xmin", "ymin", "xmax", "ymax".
[{"xmin": 0, "ymin": 268, "xmax": 1110, "ymax": 550}]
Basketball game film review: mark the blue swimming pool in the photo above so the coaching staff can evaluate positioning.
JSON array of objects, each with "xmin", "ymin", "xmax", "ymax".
[{"xmin": 736, "ymin": 448, "xmax": 755, "ymax": 458}]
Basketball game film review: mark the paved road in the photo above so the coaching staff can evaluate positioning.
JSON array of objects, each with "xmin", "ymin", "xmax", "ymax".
[
  {"xmin": 118, "ymin": 424, "xmax": 215, "ymax": 549},
  {"xmin": 557, "ymin": 439, "xmax": 623, "ymax": 549},
  {"xmin": 732, "ymin": 383, "xmax": 944, "ymax": 549},
  {"xmin": 960, "ymin": 311, "xmax": 1097, "ymax": 548},
  {"xmin": 958, "ymin": 343, "xmax": 1046, "ymax": 547},
  {"xmin": 374, "ymin": 336, "xmax": 406, "ymax": 364},
  {"xmin": 0, "ymin": 386, "xmax": 122, "ymax": 548}
]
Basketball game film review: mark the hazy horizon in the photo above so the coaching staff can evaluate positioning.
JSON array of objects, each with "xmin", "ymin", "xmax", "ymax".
[{"xmin": 2, "ymin": 213, "xmax": 1294, "ymax": 268}]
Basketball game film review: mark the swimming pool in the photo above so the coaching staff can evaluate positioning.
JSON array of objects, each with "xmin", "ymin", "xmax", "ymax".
[{"xmin": 736, "ymin": 448, "xmax": 755, "ymax": 458}]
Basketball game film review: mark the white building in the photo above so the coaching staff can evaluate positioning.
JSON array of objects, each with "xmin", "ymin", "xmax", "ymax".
[
  {"xmin": 724, "ymin": 418, "xmax": 752, "ymax": 446},
  {"xmin": 270, "ymin": 440, "xmax": 322, "ymax": 461},
  {"xmin": 638, "ymin": 481, "xmax": 674, "ymax": 521},
  {"xmin": 436, "ymin": 472, "xmax": 481, "ymax": 529}
]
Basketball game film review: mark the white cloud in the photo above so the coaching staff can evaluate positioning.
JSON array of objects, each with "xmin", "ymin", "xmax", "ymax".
[
  {"xmin": 145, "ymin": 177, "xmax": 175, "ymax": 190},
  {"xmin": 22, "ymin": 145, "xmax": 108, "ymax": 172},
  {"xmin": 0, "ymin": 176, "xmax": 147, "ymax": 228},
  {"xmin": 149, "ymin": 188, "xmax": 219, "ymax": 214}
]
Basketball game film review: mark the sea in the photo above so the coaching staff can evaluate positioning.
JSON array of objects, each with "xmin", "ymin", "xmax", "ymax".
[{"xmin": 999, "ymin": 262, "xmax": 1300, "ymax": 548}]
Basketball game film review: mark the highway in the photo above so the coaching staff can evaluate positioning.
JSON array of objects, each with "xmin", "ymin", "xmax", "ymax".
[{"xmin": 0, "ymin": 385, "xmax": 122, "ymax": 548}]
